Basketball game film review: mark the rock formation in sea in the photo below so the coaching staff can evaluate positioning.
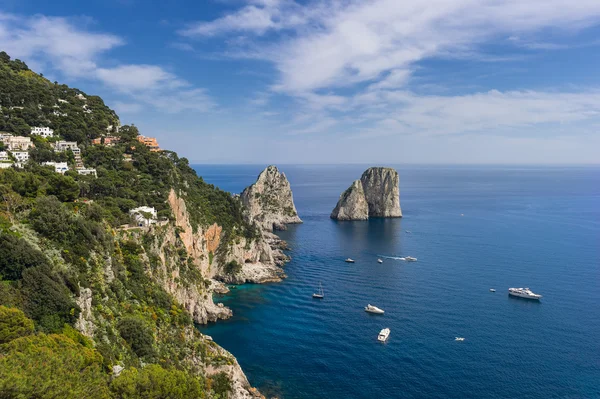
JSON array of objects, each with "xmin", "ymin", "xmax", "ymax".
[
  {"xmin": 331, "ymin": 167, "xmax": 402, "ymax": 220},
  {"xmin": 240, "ymin": 165, "xmax": 302, "ymax": 231}
]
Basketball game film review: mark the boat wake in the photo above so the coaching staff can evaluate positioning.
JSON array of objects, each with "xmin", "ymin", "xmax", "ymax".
[{"xmin": 377, "ymin": 255, "xmax": 406, "ymax": 261}]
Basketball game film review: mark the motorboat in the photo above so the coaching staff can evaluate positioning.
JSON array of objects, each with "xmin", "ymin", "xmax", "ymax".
[
  {"xmin": 405, "ymin": 256, "xmax": 417, "ymax": 262},
  {"xmin": 377, "ymin": 258, "xmax": 383, "ymax": 264},
  {"xmin": 312, "ymin": 282, "xmax": 324, "ymax": 299},
  {"xmin": 345, "ymin": 258, "xmax": 355, "ymax": 263},
  {"xmin": 365, "ymin": 304, "xmax": 385, "ymax": 314},
  {"xmin": 508, "ymin": 287, "xmax": 542, "ymax": 300},
  {"xmin": 378, "ymin": 328, "xmax": 390, "ymax": 342},
  {"xmin": 455, "ymin": 337, "xmax": 465, "ymax": 341},
  {"xmin": 489, "ymin": 288, "xmax": 496, "ymax": 292}
]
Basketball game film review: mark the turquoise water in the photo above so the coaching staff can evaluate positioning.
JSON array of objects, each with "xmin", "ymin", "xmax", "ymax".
[{"xmin": 194, "ymin": 165, "xmax": 600, "ymax": 399}]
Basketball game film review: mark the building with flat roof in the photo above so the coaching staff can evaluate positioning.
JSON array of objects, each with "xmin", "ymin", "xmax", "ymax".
[
  {"xmin": 43, "ymin": 161, "xmax": 69, "ymax": 174},
  {"xmin": 11, "ymin": 151, "xmax": 29, "ymax": 163},
  {"xmin": 4, "ymin": 136, "xmax": 32, "ymax": 151},
  {"xmin": 31, "ymin": 127, "xmax": 54, "ymax": 138},
  {"xmin": 137, "ymin": 135, "xmax": 161, "ymax": 152},
  {"xmin": 77, "ymin": 168, "xmax": 97, "ymax": 177}
]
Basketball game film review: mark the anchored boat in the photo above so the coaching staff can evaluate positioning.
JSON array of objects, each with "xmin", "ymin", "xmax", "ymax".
[
  {"xmin": 378, "ymin": 328, "xmax": 390, "ymax": 342},
  {"xmin": 365, "ymin": 304, "xmax": 385, "ymax": 314},
  {"xmin": 508, "ymin": 287, "xmax": 542, "ymax": 300},
  {"xmin": 312, "ymin": 282, "xmax": 324, "ymax": 299}
]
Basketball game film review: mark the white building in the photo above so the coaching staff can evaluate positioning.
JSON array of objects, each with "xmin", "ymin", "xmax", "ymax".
[
  {"xmin": 0, "ymin": 162, "xmax": 13, "ymax": 169},
  {"xmin": 4, "ymin": 136, "xmax": 32, "ymax": 151},
  {"xmin": 11, "ymin": 151, "xmax": 29, "ymax": 163},
  {"xmin": 129, "ymin": 206, "xmax": 158, "ymax": 227},
  {"xmin": 0, "ymin": 151, "xmax": 9, "ymax": 162},
  {"xmin": 30, "ymin": 127, "xmax": 54, "ymax": 138},
  {"xmin": 55, "ymin": 141, "xmax": 79, "ymax": 152},
  {"xmin": 77, "ymin": 168, "xmax": 97, "ymax": 177},
  {"xmin": 0, "ymin": 133, "xmax": 12, "ymax": 142},
  {"xmin": 43, "ymin": 161, "xmax": 69, "ymax": 174}
]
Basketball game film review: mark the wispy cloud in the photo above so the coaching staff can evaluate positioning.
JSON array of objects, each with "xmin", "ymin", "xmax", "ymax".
[{"xmin": 0, "ymin": 12, "xmax": 216, "ymax": 114}]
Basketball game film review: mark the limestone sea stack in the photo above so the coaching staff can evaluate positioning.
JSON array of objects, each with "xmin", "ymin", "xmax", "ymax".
[
  {"xmin": 240, "ymin": 165, "xmax": 302, "ymax": 231},
  {"xmin": 331, "ymin": 167, "xmax": 402, "ymax": 220}
]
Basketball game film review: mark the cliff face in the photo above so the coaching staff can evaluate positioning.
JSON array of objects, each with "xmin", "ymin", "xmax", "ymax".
[
  {"xmin": 331, "ymin": 167, "xmax": 402, "ymax": 220},
  {"xmin": 329, "ymin": 180, "xmax": 369, "ymax": 220},
  {"xmin": 240, "ymin": 165, "xmax": 302, "ymax": 231}
]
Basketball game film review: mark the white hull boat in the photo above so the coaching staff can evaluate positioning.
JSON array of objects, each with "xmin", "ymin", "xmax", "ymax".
[
  {"xmin": 345, "ymin": 258, "xmax": 355, "ymax": 263},
  {"xmin": 508, "ymin": 287, "xmax": 542, "ymax": 300},
  {"xmin": 377, "ymin": 259, "xmax": 383, "ymax": 264},
  {"xmin": 378, "ymin": 328, "xmax": 390, "ymax": 342},
  {"xmin": 405, "ymin": 256, "xmax": 417, "ymax": 262},
  {"xmin": 312, "ymin": 282, "xmax": 324, "ymax": 299},
  {"xmin": 365, "ymin": 304, "xmax": 385, "ymax": 314}
]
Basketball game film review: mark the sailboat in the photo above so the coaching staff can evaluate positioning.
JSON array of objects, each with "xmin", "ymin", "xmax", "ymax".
[{"xmin": 312, "ymin": 282, "xmax": 324, "ymax": 299}]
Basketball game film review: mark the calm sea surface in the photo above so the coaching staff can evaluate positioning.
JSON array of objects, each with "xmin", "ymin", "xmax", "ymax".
[{"xmin": 194, "ymin": 164, "xmax": 600, "ymax": 399}]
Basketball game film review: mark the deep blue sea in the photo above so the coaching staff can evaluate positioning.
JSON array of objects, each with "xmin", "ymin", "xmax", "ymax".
[{"xmin": 194, "ymin": 164, "xmax": 600, "ymax": 399}]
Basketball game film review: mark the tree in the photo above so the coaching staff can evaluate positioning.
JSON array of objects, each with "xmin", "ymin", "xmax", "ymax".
[
  {"xmin": 47, "ymin": 173, "xmax": 80, "ymax": 202},
  {"xmin": 0, "ymin": 232, "xmax": 50, "ymax": 280},
  {"xmin": 0, "ymin": 333, "xmax": 110, "ymax": 399},
  {"xmin": 0, "ymin": 306, "xmax": 34, "ymax": 344},
  {"xmin": 117, "ymin": 316, "xmax": 155, "ymax": 358},
  {"xmin": 110, "ymin": 365, "xmax": 206, "ymax": 399}
]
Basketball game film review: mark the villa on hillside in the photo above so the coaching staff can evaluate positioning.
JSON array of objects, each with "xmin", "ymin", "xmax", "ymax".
[
  {"xmin": 30, "ymin": 127, "xmax": 54, "ymax": 138},
  {"xmin": 91, "ymin": 136, "xmax": 121, "ymax": 146},
  {"xmin": 43, "ymin": 161, "xmax": 69, "ymax": 174},
  {"xmin": 0, "ymin": 151, "xmax": 9, "ymax": 162},
  {"xmin": 3, "ymin": 136, "xmax": 32, "ymax": 151},
  {"xmin": 54, "ymin": 141, "xmax": 79, "ymax": 152},
  {"xmin": 77, "ymin": 168, "xmax": 97, "ymax": 177},
  {"xmin": 11, "ymin": 151, "xmax": 29, "ymax": 163},
  {"xmin": 129, "ymin": 206, "xmax": 158, "ymax": 227},
  {"xmin": 137, "ymin": 135, "xmax": 161, "ymax": 152}
]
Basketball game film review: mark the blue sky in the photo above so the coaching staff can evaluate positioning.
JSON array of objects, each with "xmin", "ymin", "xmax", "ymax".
[{"xmin": 1, "ymin": 0, "xmax": 600, "ymax": 164}]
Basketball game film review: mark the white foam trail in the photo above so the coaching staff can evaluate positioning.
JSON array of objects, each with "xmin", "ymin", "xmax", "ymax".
[{"xmin": 377, "ymin": 255, "xmax": 406, "ymax": 261}]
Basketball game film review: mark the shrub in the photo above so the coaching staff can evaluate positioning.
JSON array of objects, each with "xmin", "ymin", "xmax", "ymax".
[
  {"xmin": 0, "ymin": 306, "xmax": 34, "ymax": 344},
  {"xmin": 0, "ymin": 232, "xmax": 50, "ymax": 280},
  {"xmin": 0, "ymin": 333, "xmax": 110, "ymax": 399},
  {"xmin": 223, "ymin": 260, "xmax": 242, "ymax": 276},
  {"xmin": 117, "ymin": 316, "xmax": 155, "ymax": 358},
  {"xmin": 110, "ymin": 364, "xmax": 206, "ymax": 399}
]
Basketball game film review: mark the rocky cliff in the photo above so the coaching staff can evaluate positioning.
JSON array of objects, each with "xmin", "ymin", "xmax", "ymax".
[
  {"xmin": 331, "ymin": 167, "xmax": 402, "ymax": 220},
  {"xmin": 240, "ymin": 165, "xmax": 302, "ymax": 231}
]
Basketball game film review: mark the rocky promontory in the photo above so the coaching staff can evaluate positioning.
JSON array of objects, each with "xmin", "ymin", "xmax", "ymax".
[
  {"xmin": 240, "ymin": 165, "xmax": 302, "ymax": 231},
  {"xmin": 331, "ymin": 167, "xmax": 402, "ymax": 220}
]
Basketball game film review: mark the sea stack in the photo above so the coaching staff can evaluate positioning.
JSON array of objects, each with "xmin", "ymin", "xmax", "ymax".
[
  {"xmin": 331, "ymin": 167, "xmax": 402, "ymax": 220},
  {"xmin": 240, "ymin": 165, "xmax": 302, "ymax": 231}
]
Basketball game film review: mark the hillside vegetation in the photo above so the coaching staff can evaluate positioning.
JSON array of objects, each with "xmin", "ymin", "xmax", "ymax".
[{"xmin": 0, "ymin": 52, "xmax": 259, "ymax": 398}]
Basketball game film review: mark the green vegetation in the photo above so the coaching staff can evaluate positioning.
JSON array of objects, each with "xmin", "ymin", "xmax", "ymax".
[
  {"xmin": 224, "ymin": 260, "xmax": 242, "ymax": 276},
  {"xmin": 0, "ymin": 52, "xmax": 253, "ymax": 398}
]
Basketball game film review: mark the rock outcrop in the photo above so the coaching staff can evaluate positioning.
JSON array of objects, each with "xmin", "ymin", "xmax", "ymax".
[
  {"xmin": 331, "ymin": 167, "xmax": 402, "ymax": 220},
  {"xmin": 330, "ymin": 180, "xmax": 369, "ymax": 221},
  {"xmin": 240, "ymin": 165, "xmax": 302, "ymax": 231}
]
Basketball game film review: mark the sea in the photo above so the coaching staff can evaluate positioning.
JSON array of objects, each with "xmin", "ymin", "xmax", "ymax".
[{"xmin": 193, "ymin": 164, "xmax": 600, "ymax": 399}]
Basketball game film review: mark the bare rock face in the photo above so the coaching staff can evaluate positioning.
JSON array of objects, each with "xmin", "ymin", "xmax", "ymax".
[
  {"xmin": 331, "ymin": 167, "xmax": 402, "ymax": 220},
  {"xmin": 240, "ymin": 165, "xmax": 302, "ymax": 231},
  {"xmin": 330, "ymin": 180, "xmax": 369, "ymax": 220}
]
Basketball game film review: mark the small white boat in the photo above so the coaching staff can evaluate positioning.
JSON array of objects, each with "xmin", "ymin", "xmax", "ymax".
[
  {"xmin": 345, "ymin": 258, "xmax": 355, "ymax": 263},
  {"xmin": 405, "ymin": 230, "xmax": 412, "ymax": 234},
  {"xmin": 378, "ymin": 328, "xmax": 390, "ymax": 342},
  {"xmin": 405, "ymin": 256, "xmax": 417, "ymax": 262},
  {"xmin": 312, "ymin": 282, "xmax": 324, "ymax": 299},
  {"xmin": 365, "ymin": 304, "xmax": 385, "ymax": 314},
  {"xmin": 377, "ymin": 258, "xmax": 383, "ymax": 264},
  {"xmin": 489, "ymin": 288, "xmax": 496, "ymax": 292},
  {"xmin": 455, "ymin": 337, "xmax": 465, "ymax": 341}
]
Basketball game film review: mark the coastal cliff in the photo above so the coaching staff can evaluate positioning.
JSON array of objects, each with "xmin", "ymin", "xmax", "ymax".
[
  {"xmin": 0, "ymin": 53, "xmax": 272, "ymax": 399},
  {"xmin": 331, "ymin": 167, "xmax": 402, "ymax": 220},
  {"xmin": 240, "ymin": 165, "xmax": 302, "ymax": 231}
]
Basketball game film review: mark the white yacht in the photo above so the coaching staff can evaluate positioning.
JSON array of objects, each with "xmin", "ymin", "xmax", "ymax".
[
  {"xmin": 312, "ymin": 282, "xmax": 324, "ymax": 299},
  {"xmin": 455, "ymin": 337, "xmax": 465, "ymax": 341},
  {"xmin": 377, "ymin": 258, "xmax": 383, "ymax": 264},
  {"xmin": 365, "ymin": 304, "xmax": 385, "ymax": 314},
  {"xmin": 345, "ymin": 258, "xmax": 355, "ymax": 263},
  {"xmin": 405, "ymin": 256, "xmax": 417, "ymax": 262},
  {"xmin": 489, "ymin": 288, "xmax": 496, "ymax": 292},
  {"xmin": 378, "ymin": 328, "xmax": 390, "ymax": 342},
  {"xmin": 508, "ymin": 287, "xmax": 542, "ymax": 300}
]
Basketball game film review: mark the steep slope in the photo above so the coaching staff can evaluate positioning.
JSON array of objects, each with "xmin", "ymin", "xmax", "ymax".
[{"xmin": 0, "ymin": 52, "xmax": 273, "ymax": 398}]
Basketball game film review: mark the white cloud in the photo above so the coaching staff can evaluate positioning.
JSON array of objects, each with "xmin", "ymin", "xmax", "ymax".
[
  {"xmin": 0, "ymin": 12, "xmax": 216, "ymax": 114},
  {"xmin": 182, "ymin": 0, "xmax": 600, "ymax": 95},
  {"xmin": 113, "ymin": 101, "xmax": 143, "ymax": 114}
]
